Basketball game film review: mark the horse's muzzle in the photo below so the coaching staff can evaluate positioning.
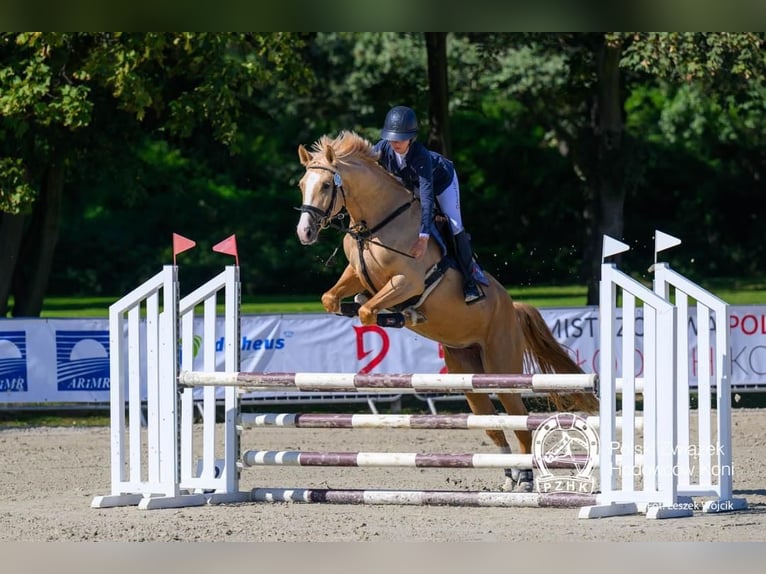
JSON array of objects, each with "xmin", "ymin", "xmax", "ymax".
[{"xmin": 296, "ymin": 210, "xmax": 320, "ymax": 245}]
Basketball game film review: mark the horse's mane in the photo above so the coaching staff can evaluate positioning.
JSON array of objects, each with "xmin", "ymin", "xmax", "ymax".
[
  {"xmin": 309, "ymin": 130, "xmax": 407, "ymax": 192},
  {"xmin": 311, "ymin": 130, "xmax": 380, "ymax": 166}
]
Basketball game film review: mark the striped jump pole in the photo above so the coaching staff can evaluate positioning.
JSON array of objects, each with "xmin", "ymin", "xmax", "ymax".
[
  {"xmin": 179, "ymin": 371, "xmax": 598, "ymax": 394},
  {"xmin": 251, "ymin": 488, "xmax": 599, "ymax": 508},
  {"xmin": 241, "ymin": 412, "xmax": 643, "ymax": 432},
  {"xmin": 241, "ymin": 450, "xmax": 599, "ymax": 469}
]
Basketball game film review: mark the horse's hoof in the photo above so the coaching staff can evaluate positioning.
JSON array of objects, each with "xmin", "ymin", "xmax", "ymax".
[
  {"xmin": 503, "ymin": 468, "xmax": 534, "ymax": 492},
  {"xmin": 513, "ymin": 479, "xmax": 534, "ymax": 493},
  {"xmin": 501, "ymin": 477, "xmax": 533, "ymax": 492}
]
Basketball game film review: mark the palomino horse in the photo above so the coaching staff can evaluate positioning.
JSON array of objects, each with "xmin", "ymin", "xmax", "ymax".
[{"xmin": 295, "ymin": 131, "xmax": 598, "ymax": 491}]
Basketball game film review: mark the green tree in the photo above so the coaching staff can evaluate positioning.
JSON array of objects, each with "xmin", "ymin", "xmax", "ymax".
[
  {"xmin": 0, "ymin": 32, "xmax": 312, "ymax": 316},
  {"xmin": 619, "ymin": 33, "xmax": 766, "ymax": 279},
  {"xmin": 457, "ymin": 32, "xmax": 765, "ymax": 302}
]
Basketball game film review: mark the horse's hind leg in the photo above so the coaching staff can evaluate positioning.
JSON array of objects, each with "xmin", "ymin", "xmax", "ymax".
[
  {"xmin": 481, "ymin": 311, "xmax": 535, "ymax": 492},
  {"xmin": 444, "ymin": 346, "xmax": 530, "ymax": 492},
  {"xmin": 443, "ymin": 347, "xmax": 505, "ymax": 446},
  {"xmin": 495, "ymin": 394, "xmax": 534, "ymax": 492},
  {"xmin": 462, "ymin": 391, "xmax": 532, "ymax": 492},
  {"xmin": 463, "ymin": 392, "xmax": 509, "ymax": 451}
]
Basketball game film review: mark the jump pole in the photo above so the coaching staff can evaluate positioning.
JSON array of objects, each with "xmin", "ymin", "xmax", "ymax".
[
  {"xmin": 240, "ymin": 450, "xmax": 604, "ymax": 469},
  {"xmin": 239, "ymin": 412, "xmax": 641, "ymax": 431},
  {"xmin": 250, "ymin": 488, "xmax": 598, "ymax": 508},
  {"xmin": 178, "ymin": 371, "xmax": 598, "ymax": 393}
]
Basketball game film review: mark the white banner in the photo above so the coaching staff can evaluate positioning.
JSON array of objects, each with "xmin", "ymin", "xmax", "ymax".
[{"xmin": 2, "ymin": 307, "xmax": 766, "ymax": 404}]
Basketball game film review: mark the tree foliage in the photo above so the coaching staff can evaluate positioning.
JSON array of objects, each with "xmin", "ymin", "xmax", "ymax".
[
  {"xmin": 1, "ymin": 32, "xmax": 765, "ymax": 315},
  {"xmin": 0, "ymin": 32, "xmax": 314, "ymax": 316}
]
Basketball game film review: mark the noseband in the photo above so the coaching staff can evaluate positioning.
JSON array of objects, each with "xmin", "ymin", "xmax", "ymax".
[{"xmin": 296, "ymin": 164, "xmax": 346, "ymax": 229}]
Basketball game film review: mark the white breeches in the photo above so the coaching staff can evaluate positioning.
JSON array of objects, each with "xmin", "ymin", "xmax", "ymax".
[{"xmin": 436, "ymin": 173, "xmax": 464, "ymax": 235}]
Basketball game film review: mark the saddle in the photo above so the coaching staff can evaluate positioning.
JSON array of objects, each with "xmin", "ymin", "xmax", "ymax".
[{"xmin": 338, "ymin": 215, "xmax": 486, "ymax": 328}]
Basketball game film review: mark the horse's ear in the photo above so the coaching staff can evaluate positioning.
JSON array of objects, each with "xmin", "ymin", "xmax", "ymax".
[
  {"xmin": 298, "ymin": 144, "xmax": 311, "ymax": 166},
  {"xmin": 324, "ymin": 145, "xmax": 335, "ymax": 164}
]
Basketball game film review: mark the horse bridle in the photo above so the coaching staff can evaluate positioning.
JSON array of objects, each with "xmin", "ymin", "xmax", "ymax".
[
  {"xmin": 297, "ymin": 162, "xmax": 417, "ymax": 287},
  {"xmin": 296, "ymin": 164, "xmax": 347, "ymax": 231}
]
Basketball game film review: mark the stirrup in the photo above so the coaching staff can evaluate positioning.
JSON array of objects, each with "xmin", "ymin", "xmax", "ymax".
[{"xmin": 464, "ymin": 283, "xmax": 485, "ymax": 305}]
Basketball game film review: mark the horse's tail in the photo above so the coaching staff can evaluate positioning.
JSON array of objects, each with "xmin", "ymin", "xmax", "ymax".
[{"xmin": 513, "ymin": 301, "xmax": 599, "ymax": 413}]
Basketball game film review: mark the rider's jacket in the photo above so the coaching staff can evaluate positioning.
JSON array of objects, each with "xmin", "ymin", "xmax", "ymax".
[{"xmin": 373, "ymin": 139, "xmax": 455, "ymax": 237}]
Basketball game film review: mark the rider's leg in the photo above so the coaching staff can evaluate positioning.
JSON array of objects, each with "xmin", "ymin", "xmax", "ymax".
[
  {"xmin": 453, "ymin": 230, "xmax": 485, "ymax": 304},
  {"xmin": 436, "ymin": 175, "xmax": 485, "ymax": 305}
]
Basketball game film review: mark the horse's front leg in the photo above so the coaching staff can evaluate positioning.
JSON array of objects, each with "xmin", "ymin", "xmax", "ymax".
[
  {"xmin": 358, "ymin": 273, "xmax": 423, "ymax": 326},
  {"xmin": 321, "ymin": 264, "xmax": 365, "ymax": 314}
]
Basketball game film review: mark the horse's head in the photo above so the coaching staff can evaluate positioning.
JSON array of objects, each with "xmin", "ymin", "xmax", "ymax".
[{"xmin": 296, "ymin": 139, "xmax": 346, "ymax": 245}]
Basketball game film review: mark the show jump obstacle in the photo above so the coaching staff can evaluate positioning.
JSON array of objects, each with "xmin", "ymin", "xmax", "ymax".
[{"xmin": 91, "ymin": 232, "xmax": 748, "ymax": 519}]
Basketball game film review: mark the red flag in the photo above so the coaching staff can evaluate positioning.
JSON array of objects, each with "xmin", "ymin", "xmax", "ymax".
[
  {"xmin": 172, "ymin": 233, "xmax": 196, "ymax": 265},
  {"xmin": 212, "ymin": 234, "xmax": 239, "ymax": 266}
]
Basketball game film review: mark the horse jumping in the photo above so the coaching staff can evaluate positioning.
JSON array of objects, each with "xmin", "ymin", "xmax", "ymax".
[{"xmin": 295, "ymin": 130, "xmax": 598, "ymax": 491}]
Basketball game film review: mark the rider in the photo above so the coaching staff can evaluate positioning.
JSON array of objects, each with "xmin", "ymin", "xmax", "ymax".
[{"xmin": 372, "ymin": 105, "xmax": 484, "ymax": 304}]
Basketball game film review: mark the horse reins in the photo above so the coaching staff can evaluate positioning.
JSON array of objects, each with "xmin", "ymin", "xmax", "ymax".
[{"xmin": 298, "ymin": 164, "xmax": 417, "ymax": 293}]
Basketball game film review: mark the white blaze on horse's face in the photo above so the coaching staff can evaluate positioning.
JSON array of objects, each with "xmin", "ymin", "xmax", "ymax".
[
  {"xmin": 296, "ymin": 168, "xmax": 332, "ymax": 245},
  {"xmin": 296, "ymin": 170, "xmax": 322, "ymax": 245}
]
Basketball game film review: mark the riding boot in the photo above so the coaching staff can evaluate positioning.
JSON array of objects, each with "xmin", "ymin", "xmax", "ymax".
[{"xmin": 453, "ymin": 230, "xmax": 485, "ymax": 305}]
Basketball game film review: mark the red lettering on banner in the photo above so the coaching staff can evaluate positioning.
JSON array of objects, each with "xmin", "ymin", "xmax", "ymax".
[
  {"xmin": 354, "ymin": 325, "xmax": 389, "ymax": 373},
  {"xmin": 437, "ymin": 344, "xmax": 448, "ymax": 374},
  {"xmin": 592, "ymin": 348, "xmax": 644, "ymax": 377},
  {"xmin": 690, "ymin": 346, "xmax": 716, "ymax": 377},
  {"xmin": 570, "ymin": 348, "xmax": 587, "ymax": 369},
  {"xmin": 730, "ymin": 313, "xmax": 766, "ymax": 335}
]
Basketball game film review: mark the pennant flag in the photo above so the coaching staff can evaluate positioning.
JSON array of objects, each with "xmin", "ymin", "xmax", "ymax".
[
  {"xmin": 655, "ymin": 230, "xmax": 682, "ymax": 260},
  {"xmin": 602, "ymin": 235, "xmax": 630, "ymax": 260},
  {"xmin": 172, "ymin": 233, "xmax": 196, "ymax": 265},
  {"xmin": 212, "ymin": 234, "xmax": 239, "ymax": 266}
]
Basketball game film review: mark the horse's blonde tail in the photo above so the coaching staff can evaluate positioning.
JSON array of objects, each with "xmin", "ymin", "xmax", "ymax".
[{"xmin": 513, "ymin": 301, "xmax": 599, "ymax": 413}]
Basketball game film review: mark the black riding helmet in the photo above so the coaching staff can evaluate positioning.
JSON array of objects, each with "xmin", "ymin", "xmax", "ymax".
[{"xmin": 380, "ymin": 105, "xmax": 418, "ymax": 141}]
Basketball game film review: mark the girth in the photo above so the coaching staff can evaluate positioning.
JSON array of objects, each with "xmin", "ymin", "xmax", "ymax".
[{"xmin": 393, "ymin": 256, "xmax": 452, "ymax": 311}]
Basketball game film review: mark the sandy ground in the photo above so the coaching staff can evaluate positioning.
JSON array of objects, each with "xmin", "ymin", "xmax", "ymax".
[{"xmin": 1, "ymin": 408, "xmax": 765, "ymax": 543}]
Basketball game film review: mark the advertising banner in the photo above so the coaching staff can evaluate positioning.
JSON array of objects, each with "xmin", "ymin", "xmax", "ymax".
[{"xmin": 2, "ymin": 307, "xmax": 765, "ymax": 404}]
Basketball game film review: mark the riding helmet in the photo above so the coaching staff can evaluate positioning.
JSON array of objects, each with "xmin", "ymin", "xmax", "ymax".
[{"xmin": 380, "ymin": 106, "xmax": 419, "ymax": 141}]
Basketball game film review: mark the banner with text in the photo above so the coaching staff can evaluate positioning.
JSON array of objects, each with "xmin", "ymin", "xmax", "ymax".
[{"xmin": 2, "ymin": 307, "xmax": 766, "ymax": 404}]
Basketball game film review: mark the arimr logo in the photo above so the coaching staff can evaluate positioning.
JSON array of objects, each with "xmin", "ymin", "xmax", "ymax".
[
  {"xmin": 0, "ymin": 331, "xmax": 28, "ymax": 392},
  {"xmin": 533, "ymin": 413, "xmax": 599, "ymax": 494},
  {"xmin": 56, "ymin": 330, "xmax": 110, "ymax": 391}
]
